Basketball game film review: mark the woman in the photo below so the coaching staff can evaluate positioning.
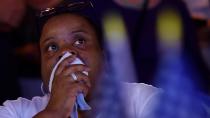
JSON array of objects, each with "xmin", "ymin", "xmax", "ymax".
[{"xmin": 0, "ymin": 0, "xmax": 160, "ymax": 118}]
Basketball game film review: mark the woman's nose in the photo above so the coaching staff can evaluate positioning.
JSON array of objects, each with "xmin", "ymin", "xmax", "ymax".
[{"xmin": 58, "ymin": 50, "xmax": 77, "ymax": 59}]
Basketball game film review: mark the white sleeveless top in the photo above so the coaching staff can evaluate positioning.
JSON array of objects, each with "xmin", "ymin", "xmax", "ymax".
[{"xmin": 0, "ymin": 83, "xmax": 161, "ymax": 118}]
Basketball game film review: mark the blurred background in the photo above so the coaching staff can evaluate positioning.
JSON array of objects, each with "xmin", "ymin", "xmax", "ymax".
[{"xmin": 0, "ymin": 0, "xmax": 209, "ymax": 111}]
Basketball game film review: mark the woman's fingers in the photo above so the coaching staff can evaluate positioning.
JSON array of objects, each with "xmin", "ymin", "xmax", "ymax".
[
  {"xmin": 62, "ymin": 64, "xmax": 90, "ymax": 77},
  {"xmin": 53, "ymin": 63, "xmax": 91, "ymax": 96},
  {"xmin": 59, "ymin": 72, "xmax": 91, "ymax": 96},
  {"xmin": 55, "ymin": 54, "xmax": 76, "ymax": 76},
  {"xmin": 64, "ymin": 81, "xmax": 90, "ymax": 97},
  {"xmin": 74, "ymin": 72, "xmax": 91, "ymax": 88}
]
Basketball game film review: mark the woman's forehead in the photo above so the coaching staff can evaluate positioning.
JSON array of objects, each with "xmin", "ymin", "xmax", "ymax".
[
  {"xmin": 44, "ymin": 13, "xmax": 90, "ymax": 28},
  {"xmin": 40, "ymin": 13, "xmax": 97, "ymax": 43},
  {"xmin": 41, "ymin": 14, "xmax": 92, "ymax": 34}
]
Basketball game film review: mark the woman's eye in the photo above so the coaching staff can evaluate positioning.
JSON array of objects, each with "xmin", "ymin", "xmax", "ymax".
[
  {"xmin": 74, "ymin": 38, "xmax": 86, "ymax": 47},
  {"xmin": 47, "ymin": 44, "xmax": 58, "ymax": 52}
]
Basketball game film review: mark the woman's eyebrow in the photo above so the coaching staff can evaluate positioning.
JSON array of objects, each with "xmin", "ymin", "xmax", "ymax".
[
  {"xmin": 71, "ymin": 29, "xmax": 88, "ymax": 34},
  {"xmin": 41, "ymin": 37, "xmax": 55, "ymax": 44},
  {"xmin": 40, "ymin": 29, "xmax": 89, "ymax": 44}
]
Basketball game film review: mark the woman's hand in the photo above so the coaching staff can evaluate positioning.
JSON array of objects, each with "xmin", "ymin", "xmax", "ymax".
[{"xmin": 34, "ymin": 55, "xmax": 91, "ymax": 118}]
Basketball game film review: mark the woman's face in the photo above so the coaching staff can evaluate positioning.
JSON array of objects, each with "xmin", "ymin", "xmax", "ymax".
[{"xmin": 40, "ymin": 14, "xmax": 103, "ymax": 90}]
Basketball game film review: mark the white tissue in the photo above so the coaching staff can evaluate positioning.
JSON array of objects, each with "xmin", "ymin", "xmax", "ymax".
[{"xmin": 48, "ymin": 52, "xmax": 88, "ymax": 92}]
